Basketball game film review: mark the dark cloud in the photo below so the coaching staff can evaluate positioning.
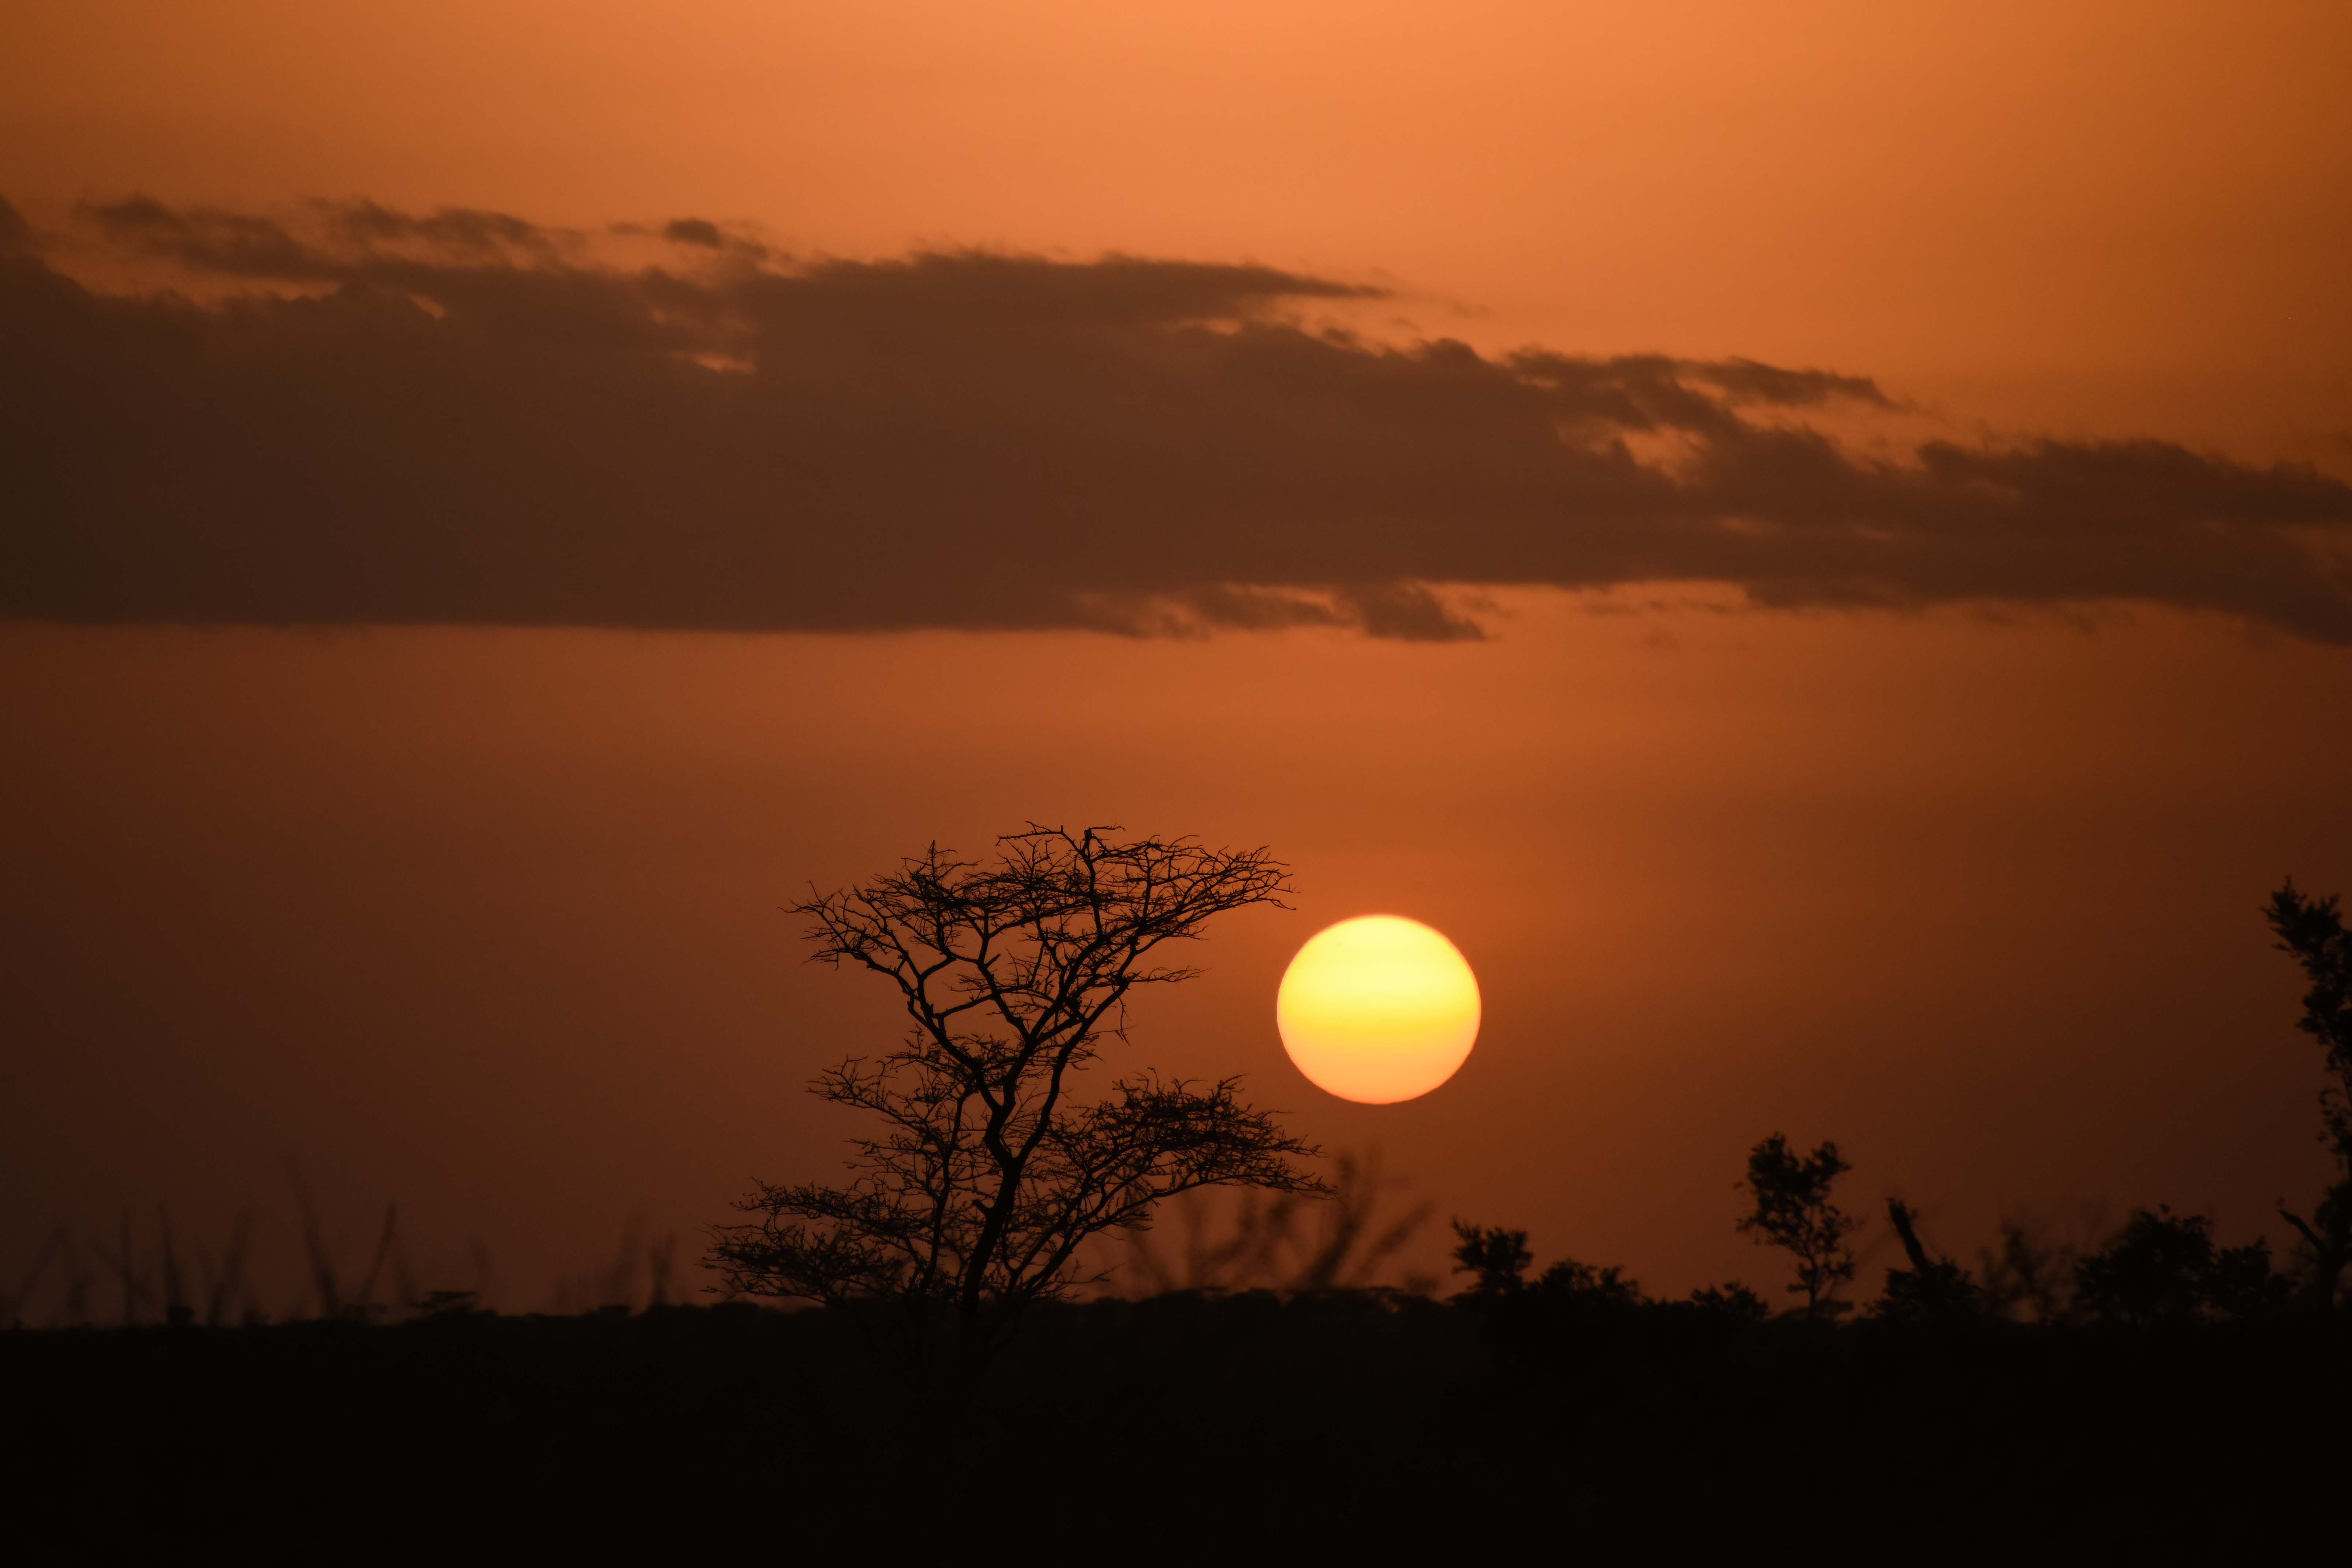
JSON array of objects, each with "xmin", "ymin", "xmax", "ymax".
[
  {"xmin": 659, "ymin": 218, "xmax": 727, "ymax": 248},
  {"xmin": 5, "ymin": 197, "xmax": 2348, "ymax": 641},
  {"xmin": 79, "ymin": 195, "xmax": 576, "ymax": 282}
]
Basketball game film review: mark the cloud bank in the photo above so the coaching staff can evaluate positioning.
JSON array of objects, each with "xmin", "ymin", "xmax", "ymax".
[{"xmin": 5, "ymin": 196, "xmax": 2348, "ymax": 641}]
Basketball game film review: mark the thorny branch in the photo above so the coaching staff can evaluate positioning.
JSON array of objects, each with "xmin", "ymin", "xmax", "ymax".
[{"xmin": 710, "ymin": 827, "xmax": 1324, "ymax": 1389}]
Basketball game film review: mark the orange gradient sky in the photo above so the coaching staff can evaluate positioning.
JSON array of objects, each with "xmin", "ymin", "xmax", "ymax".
[
  {"xmin": 7, "ymin": 602, "xmax": 2347, "ymax": 1301},
  {"xmin": 4, "ymin": 1, "xmax": 2350, "ymax": 1306},
  {"xmin": 8, "ymin": 1, "xmax": 2349, "ymax": 455}
]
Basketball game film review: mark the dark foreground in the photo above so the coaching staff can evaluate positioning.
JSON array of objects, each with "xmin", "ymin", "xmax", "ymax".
[{"xmin": 8, "ymin": 1293, "xmax": 2347, "ymax": 1550}]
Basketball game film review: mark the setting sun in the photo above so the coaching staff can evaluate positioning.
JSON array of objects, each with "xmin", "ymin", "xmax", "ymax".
[{"xmin": 1276, "ymin": 915, "xmax": 1481, "ymax": 1104}]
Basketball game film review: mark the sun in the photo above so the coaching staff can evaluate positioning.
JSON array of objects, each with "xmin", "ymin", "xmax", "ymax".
[{"xmin": 1275, "ymin": 915, "xmax": 1481, "ymax": 1104}]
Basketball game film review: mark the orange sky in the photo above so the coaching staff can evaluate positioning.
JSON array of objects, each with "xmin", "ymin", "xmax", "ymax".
[
  {"xmin": 8, "ymin": 1, "xmax": 2349, "ymax": 454},
  {"xmin": 7, "ymin": 603, "xmax": 2348, "ymax": 1301},
  {"xmin": 4, "ymin": 1, "xmax": 2351, "ymax": 1307}
]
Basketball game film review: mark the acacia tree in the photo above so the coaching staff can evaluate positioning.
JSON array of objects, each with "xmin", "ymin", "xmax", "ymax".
[
  {"xmin": 2267, "ymin": 879, "xmax": 2352, "ymax": 1312},
  {"xmin": 709, "ymin": 826, "xmax": 1323, "ymax": 1393},
  {"xmin": 1737, "ymin": 1133, "xmax": 1861, "ymax": 1319}
]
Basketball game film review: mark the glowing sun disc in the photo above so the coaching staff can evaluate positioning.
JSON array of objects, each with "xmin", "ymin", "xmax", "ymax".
[{"xmin": 1276, "ymin": 915, "xmax": 1480, "ymax": 1104}]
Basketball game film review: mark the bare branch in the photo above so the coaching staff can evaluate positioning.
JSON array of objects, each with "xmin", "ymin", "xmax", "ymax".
[{"xmin": 712, "ymin": 826, "xmax": 1314, "ymax": 1396}]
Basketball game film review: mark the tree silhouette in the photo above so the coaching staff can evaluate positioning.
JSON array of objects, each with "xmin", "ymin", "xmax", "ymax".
[
  {"xmin": 2265, "ymin": 879, "xmax": 2352, "ymax": 1312},
  {"xmin": 709, "ymin": 826, "xmax": 1323, "ymax": 1395},
  {"xmin": 1874, "ymin": 1198, "xmax": 1982, "ymax": 1322},
  {"xmin": 1448, "ymin": 1221, "xmax": 1533, "ymax": 1298},
  {"xmin": 1737, "ymin": 1133, "xmax": 1861, "ymax": 1319},
  {"xmin": 1448, "ymin": 1220, "xmax": 1644, "ymax": 1306},
  {"xmin": 2073, "ymin": 1207, "xmax": 2286, "ymax": 1325}
]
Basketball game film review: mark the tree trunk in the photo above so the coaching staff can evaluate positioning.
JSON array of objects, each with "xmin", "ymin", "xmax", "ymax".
[
  {"xmin": 1887, "ymin": 1199, "xmax": 1935, "ymax": 1275},
  {"xmin": 2278, "ymin": 1184, "xmax": 2349, "ymax": 1314}
]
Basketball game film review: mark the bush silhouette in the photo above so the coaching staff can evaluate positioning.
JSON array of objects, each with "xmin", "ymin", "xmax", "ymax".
[
  {"xmin": 1873, "ymin": 1198, "xmax": 1983, "ymax": 1323},
  {"xmin": 2073, "ymin": 1208, "xmax": 2287, "ymax": 1325},
  {"xmin": 1448, "ymin": 1221, "xmax": 1533, "ymax": 1298},
  {"xmin": 1977, "ymin": 1215, "xmax": 2081, "ymax": 1323},
  {"xmin": 1688, "ymin": 1281, "xmax": 1771, "ymax": 1320},
  {"xmin": 1534, "ymin": 1257, "xmax": 1642, "ymax": 1305}
]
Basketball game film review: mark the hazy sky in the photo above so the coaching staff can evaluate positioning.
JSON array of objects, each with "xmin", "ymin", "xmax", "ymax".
[
  {"xmin": 10, "ymin": 1, "xmax": 2348, "ymax": 450},
  {"xmin": 4, "ymin": 1, "xmax": 2349, "ymax": 1307}
]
